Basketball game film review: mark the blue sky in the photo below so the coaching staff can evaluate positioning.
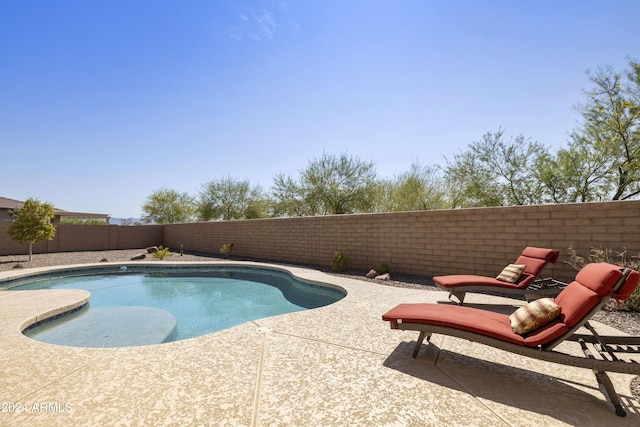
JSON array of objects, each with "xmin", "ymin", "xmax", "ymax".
[{"xmin": 1, "ymin": 0, "xmax": 639, "ymax": 218}]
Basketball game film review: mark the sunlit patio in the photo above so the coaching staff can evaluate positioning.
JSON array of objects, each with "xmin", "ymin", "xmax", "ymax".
[{"xmin": 1, "ymin": 261, "xmax": 639, "ymax": 426}]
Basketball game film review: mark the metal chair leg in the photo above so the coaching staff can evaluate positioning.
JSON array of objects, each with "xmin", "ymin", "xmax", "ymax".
[
  {"xmin": 579, "ymin": 337, "xmax": 627, "ymax": 417},
  {"xmin": 412, "ymin": 331, "xmax": 430, "ymax": 358},
  {"xmin": 594, "ymin": 370, "xmax": 626, "ymax": 417}
]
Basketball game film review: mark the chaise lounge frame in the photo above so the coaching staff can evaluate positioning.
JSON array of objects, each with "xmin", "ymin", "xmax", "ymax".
[
  {"xmin": 383, "ymin": 264, "xmax": 640, "ymax": 417},
  {"xmin": 433, "ymin": 247, "xmax": 563, "ymax": 304}
]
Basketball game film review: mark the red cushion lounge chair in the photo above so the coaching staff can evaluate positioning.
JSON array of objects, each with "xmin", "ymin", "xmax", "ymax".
[
  {"xmin": 383, "ymin": 262, "xmax": 640, "ymax": 417},
  {"xmin": 433, "ymin": 246, "xmax": 561, "ymax": 304}
]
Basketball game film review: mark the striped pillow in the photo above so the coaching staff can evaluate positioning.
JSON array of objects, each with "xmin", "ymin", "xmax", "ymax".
[
  {"xmin": 510, "ymin": 298, "xmax": 562, "ymax": 335},
  {"xmin": 496, "ymin": 264, "xmax": 527, "ymax": 283}
]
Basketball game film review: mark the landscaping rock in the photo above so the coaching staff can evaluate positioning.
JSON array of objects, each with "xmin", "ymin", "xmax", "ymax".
[
  {"xmin": 375, "ymin": 273, "xmax": 391, "ymax": 281},
  {"xmin": 365, "ymin": 269, "xmax": 378, "ymax": 279},
  {"xmin": 131, "ymin": 254, "xmax": 146, "ymax": 260},
  {"xmin": 146, "ymin": 246, "xmax": 159, "ymax": 253}
]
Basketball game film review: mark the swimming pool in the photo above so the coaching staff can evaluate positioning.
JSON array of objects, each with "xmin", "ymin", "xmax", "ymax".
[{"xmin": 5, "ymin": 265, "xmax": 346, "ymax": 347}]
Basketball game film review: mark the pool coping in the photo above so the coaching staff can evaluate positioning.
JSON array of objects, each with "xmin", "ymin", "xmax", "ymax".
[{"xmin": 1, "ymin": 261, "xmax": 639, "ymax": 426}]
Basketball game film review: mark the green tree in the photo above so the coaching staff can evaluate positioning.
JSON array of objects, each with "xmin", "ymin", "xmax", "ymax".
[
  {"xmin": 443, "ymin": 129, "xmax": 549, "ymax": 207},
  {"xmin": 569, "ymin": 58, "xmax": 640, "ymax": 200},
  {"xmin": 536, "ymin": 140, "xmax": 611, "ymax": 203},
  {"xmin": 270, "ymin": 173, "xmax": 313, "ymax": 217},
  {"xmin": 197, "ymin": 177, "xmax": 267, "ymax": 221},
  {"xmin": 271, "ymin": 152, "xmax": 378, "ymax": 216},
  {"xmin": 377, "ymin": 162, "xmax": 446, "ymax": 212},
  {"xmin": 141, "ymin": 188, "xmax": 196, "ymax": 224},
  {"xmin": 537, "ymin": 59, "xmax": 640, "ymax": 203},
  {"xmin": 7, "ymin": 198, "xmax": 56, "ymax": 261}
]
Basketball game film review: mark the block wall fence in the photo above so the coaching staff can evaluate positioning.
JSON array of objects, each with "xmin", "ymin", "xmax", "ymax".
[
  {"xmin": 0, "ymin": 224, "xmax": 163, "ymax": 256},
  {"xmin": 2, "ymin": 200, "xmax": 639, "ymax": 282}
]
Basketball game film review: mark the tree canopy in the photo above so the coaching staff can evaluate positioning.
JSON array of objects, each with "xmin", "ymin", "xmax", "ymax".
[
  {"xmin": 377, "ymin": 162, "xmax": 447, "ymax": 212},
  {"xmin": 7, "ymin": 198, "xmax": 56, "ymax": 261},
  {"xmin": 141, "ymin": 189, "xmax": 196, "ymax": 224},
  {"xmin": 444, "ymin": 129, "xmax": 549, "ymax": 207},
  {"xmin": 197, "ymin": 177, "xmax": 267, "ymax": 221},
  {"xmin": 272, "ymin": 152, "xmax": 378, "ymax": 216},
  {"xmin": 575, "ymin": 59, "xmax": 640, "ymax": 200}
]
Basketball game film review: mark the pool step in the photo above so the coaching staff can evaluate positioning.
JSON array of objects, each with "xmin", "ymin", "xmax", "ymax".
[{"xmin": 24, "ymin": 306, "xmax": 177, "ymax": 348}]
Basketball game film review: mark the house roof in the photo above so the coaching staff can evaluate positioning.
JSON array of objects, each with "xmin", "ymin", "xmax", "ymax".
[
  {"xmin": 0, "ymin": 197, "xmax": 110, "ymax": 220},
  {"xmin": 0, "ymin": 197, "xmax": 23, "ymax": 210}
]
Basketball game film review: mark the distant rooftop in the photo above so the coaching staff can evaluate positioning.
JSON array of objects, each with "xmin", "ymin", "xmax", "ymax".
[
  {"xmin": 0, "ymin": 196, "xmax": 23, "ymax": 210},
  {"xmin": 0, "ymin": 196, "xmax": 110, "ymax": 223}
]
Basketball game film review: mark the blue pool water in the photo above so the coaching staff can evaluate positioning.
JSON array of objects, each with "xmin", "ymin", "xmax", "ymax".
[{"xmin": 7, "ymin": 266, "xmax": 345, "ymax": 347}]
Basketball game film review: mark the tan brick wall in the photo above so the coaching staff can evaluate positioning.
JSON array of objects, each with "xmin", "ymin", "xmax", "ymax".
[
  {"xmin": 164, "ymin": 200, "xmax": 640, "ymax": 282},
  {"xmin": 0, "ymin": 224, "xmax": 163, "ymax": 256},
  {"xmin": 2, "ymin": 201, "xmax": 639, "ymax": 282}
]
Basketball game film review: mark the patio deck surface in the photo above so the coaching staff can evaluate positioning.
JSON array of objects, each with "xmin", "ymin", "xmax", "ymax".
[{"xmin": 1, "ymin": 261, "xmax": 640, "ymax": 426}]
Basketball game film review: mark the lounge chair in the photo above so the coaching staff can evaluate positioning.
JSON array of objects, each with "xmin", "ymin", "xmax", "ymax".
[
  {"xmin": 433, "ymin": 246, "xmax": 562, "ymax": 304},
  {"xmin": 382, "ymin": 262, "xmax": 640, "ymax": 417}
]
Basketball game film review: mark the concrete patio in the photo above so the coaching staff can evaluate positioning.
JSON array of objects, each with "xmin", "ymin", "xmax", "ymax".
[{"xmin": 1, "ymin": 261, "xmax": 639, "ymax": 426}]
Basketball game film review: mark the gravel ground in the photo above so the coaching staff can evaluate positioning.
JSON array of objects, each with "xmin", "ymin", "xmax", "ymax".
[
  {"xmin": 2, "ymin": 250, "xmax": 639, "ymax": 399},
  {"xmin": 0, "ymin": 249, "xmax": 222, "ymax": 271}
]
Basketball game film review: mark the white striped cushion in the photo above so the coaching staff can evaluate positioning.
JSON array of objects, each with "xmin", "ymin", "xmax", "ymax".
[
  {"xmin": 496, "ymin": 264, "xmax": 527, "ymax": 283},
  {"xmin": 510, "ymin": 298, "xmax": 562, "ymax": 335}
]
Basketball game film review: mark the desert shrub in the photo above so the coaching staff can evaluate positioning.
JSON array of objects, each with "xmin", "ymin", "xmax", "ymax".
[
  {"xmin": 152, "ymin": 246, "xmax": 173, "ymax": 260},
  {"xmin": 220, "ymin": 243, "xmax": 234, "ymax": 256},
  {"xmin": 377, "ymin": 263, "xmax": 390, "ymax": 275},
  {"xmin": 13, "ymin": 263, "xmax": 23, "ymax": 269},
  {"xmin": 565, "ymin": 246, "xmax": 640, "ymax": 312},
  {"xmin": 100, "ymin": 258, "xmax": 108, "ymax": 262},
  {"xmin": 627, "ymin": 291, "xmax": 640, "ymax": 313},
  {"xmin": 331, "ymin": 251, "xmax": 349, "ymax": 272}
]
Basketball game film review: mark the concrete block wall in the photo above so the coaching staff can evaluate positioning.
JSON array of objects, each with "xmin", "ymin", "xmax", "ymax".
[
  {"xmin": 0, "ymin": 224, "xmax": 163, "ymax": 256},
  {"xmin": 164, "ymin": 200, "xmax": 640, "ymax": 282},
  {"xmin": 2, "ymin": 200, "xmax": 639, "ymax": 282}
]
